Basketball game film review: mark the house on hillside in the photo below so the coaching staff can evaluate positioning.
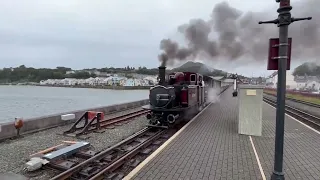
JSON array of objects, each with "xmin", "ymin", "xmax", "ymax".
[
  {"xmin": 294, "ymin": 76, "xmax": 308, "ymax": 90},
  {"xmin": 60, "ymin": 78, "xmax": 77, "ymax": 86},
  {"xmin": 124, "ymin": 78, "xmax": 135, "ymax": 86},
  {"xmin": 305, "ymin": 76, "xmax": 320, "ymax": 91},
  {"xmin": 306, "ymin": 80, "xmax": 320, "ymax": 91},
  {"xmin": 266, "ymin": 71, "xmax": 297, "ymax": 89}
]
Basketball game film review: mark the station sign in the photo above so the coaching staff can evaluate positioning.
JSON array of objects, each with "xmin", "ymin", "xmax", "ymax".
[{"xmin": 267, "ymin": 37, "xmax": 292, "ymax": 70}]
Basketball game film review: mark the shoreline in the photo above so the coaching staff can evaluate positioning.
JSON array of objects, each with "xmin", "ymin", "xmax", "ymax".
[
  {"xmin": 0, "ymin": 84, "xmax": 151, "ymax": 90},
  {"xmin": 0, "ymin": 99, "xmax": 149, "ymax": 141}
]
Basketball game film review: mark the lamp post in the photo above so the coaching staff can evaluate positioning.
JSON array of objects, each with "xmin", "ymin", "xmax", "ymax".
[{"xmin": 258, "ymin": 0, "xmax": 312, "ymax": 179}]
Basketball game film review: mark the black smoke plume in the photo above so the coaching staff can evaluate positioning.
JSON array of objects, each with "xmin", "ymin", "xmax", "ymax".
[{"xmin": 158, "ymin": 1, "xmax": 320, "ymax": 67}]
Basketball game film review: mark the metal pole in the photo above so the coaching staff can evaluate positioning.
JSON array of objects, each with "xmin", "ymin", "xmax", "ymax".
[
  {"xmin": 271, "ymin": 17, "xmax": 289, "ymax": 180},
  {"xmin": 258, "ymin": 1, "xmax": 312, "ymax": 179},
  {"xmin": 271, "ymin": 3, "xmax": 292, "ymax": 179}
]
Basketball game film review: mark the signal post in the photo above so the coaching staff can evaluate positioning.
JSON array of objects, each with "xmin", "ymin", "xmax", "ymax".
[{"xmin": 258, "ymin": 0, "xmax": 312, "ymax": 179}]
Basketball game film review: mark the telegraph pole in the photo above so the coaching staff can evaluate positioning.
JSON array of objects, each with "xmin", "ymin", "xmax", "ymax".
[{"xmin": 259, "ymin": 0, "xmax": 312, "ymax": 179}]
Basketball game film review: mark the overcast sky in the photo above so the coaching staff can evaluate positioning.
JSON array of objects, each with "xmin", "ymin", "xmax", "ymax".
[{"xmin": 0, "ymin": 0, "xmax": 312, "ymax": 77}]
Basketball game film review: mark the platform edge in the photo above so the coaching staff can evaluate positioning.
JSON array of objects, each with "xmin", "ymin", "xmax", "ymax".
[{"xmin": 123, "ymin": 101, "xmax": 216, "ymax": 179}]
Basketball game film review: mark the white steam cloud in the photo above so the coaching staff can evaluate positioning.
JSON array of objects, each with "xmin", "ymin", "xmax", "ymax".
[{"xmin": 206, "ymin": 87, "xmax": 220, "ymax": 103}]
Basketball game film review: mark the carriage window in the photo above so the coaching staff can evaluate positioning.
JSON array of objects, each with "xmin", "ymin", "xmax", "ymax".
[
  {"xmin": 169, "ymin": 75, "xmax": 174, "ymax": 79},
  {"xmin": 190, "ymin": 74, "xmax": 196, "ymax": 82}
]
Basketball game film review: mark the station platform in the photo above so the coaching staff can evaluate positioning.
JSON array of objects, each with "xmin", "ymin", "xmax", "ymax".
[{"xmin": 124, "ymin": 87, "xmax": 320, "ymax": 180}]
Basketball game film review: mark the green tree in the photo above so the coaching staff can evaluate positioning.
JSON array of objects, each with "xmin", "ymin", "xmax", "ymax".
[{"xmin": 0, "ymin": 65, "xmax": 96, "ymax": 83}]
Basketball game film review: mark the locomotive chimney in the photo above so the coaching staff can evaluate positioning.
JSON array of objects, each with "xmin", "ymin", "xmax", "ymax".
[{"xmin": 158, "ymin": 66, "xmax": 166, "ymax": 85}]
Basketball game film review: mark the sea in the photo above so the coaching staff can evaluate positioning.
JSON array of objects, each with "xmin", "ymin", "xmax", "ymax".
[{"xmin": 0, "ymin": 85, "xmax": 149, "ymax": 123}]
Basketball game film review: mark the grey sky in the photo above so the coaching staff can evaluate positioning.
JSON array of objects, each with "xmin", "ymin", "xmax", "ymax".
[{"xmin": 0, "ymin": 0, "xmax": 316, "ymax": 77}]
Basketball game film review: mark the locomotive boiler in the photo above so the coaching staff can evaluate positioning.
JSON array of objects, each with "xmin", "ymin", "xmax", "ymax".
[{"xmin": 142, "ymin": 66, "xmax": 213, "ymax": 128}]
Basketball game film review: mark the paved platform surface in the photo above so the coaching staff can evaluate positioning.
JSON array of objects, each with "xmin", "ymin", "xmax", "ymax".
[
  {"xmin": 125, "ymin": 87, "xmax": 320, "ymax": 180},
  {"xmin": 253, "ymin": 102, "xmax": 320, "ymax": 179}
]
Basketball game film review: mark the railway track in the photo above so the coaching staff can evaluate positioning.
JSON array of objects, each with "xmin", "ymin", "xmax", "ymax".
[
  {"xmin": 263, "ymin": 96, "xmax": 320, "ymax": 129},
  {"xmin": 284, "ymin": 96, "xmax": 320, "ymax": 108},
  {"xmin": 63, "ymin": 109, "xmax": 150, "ymax": 137},
  {"xmin": 263, "ymin": 92, "xmax": 320, "ymax": 108},
  {"xmin": 48, "ymin": 126, "xmax": 176, "ymax": 180}
]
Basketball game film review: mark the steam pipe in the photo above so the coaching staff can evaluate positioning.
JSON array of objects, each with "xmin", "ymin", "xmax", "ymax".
[{"xmin": 158, "ymin": 66, "xmax": 166, "ymax": 85}]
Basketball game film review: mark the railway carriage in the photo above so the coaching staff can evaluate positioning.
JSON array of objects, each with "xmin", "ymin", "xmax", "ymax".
[{"xmin": 142, "ymin": 66, "xmax": 215, "ymax": 128}]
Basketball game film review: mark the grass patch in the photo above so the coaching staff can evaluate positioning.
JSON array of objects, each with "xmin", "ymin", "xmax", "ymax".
[{"xmin": 263, "ymin": 89, "xmax": 320, "ymax": 105}]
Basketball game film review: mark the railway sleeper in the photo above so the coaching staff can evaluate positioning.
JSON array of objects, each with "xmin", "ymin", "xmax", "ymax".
[
  {"xmin": 145, "ymin": 132, "xmax": 156, "ymax": 136},
  {"xmin": 128, "ymin": 159, "xmax": 141, "ymax": 167},
  {"xmin": 126, "ymin": 141, "xmax": 141, "ymax": 147},
  {"xmin": 114, "ymin": 147, "xmax": 127, "ymax": 153},
  {"xmin": 75, "ymin": 150, "xmax": 97, "ymax": 159},
  {"xmin": 134, "ymin": 137, "xmax": 148, "ymax": 143},
  {"xmin": 48, "ymin": 160, "xmax": 77, "ymax": 171},
  {"xmin": 141, "ymin": 148, "xmax": 152, "ymax": 155},
  {"xmin": 107, "ymin": 173, "xmax": 124, "ymax": 180},
  {"xmin": 78, "ymin": 166, "xmax": 100, "ymax": 177},
  {"xmin": 152, "ymin": 140, "xmax": 162, "ymax": 145},
  {"xmin": 116, "ymin": 145, "xmax": 137, "ymax": 153},
  {"xmin": 103, "ymin": 153, "xmax": 118, "ymax": 162},
  {"xmin": 161, "ymin": 134, "xmax": 170, "ymax": 139}
]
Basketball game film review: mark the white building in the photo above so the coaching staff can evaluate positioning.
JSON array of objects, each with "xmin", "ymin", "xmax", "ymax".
[
  {"xmin": 124, "ymin": 79, "xmax": 135, "ymax": 86},
  {"xmin": 266, "ymin": 71, "xmax": 297, "ymax": 89},
  {"xmin": 39, "ymin": 74, "xmax": 158, "ymax": 87},
  {"xmin": 306, "ymin": 80, "xmax": 320, "ymax": 91}
]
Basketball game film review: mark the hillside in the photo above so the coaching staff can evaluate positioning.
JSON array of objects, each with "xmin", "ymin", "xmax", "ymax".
[
  {"xmin": 169, "ymin": 61, "xmax": 227, "ymax": 76},
  {"xmin": 292, "ymin": 62, "xmax": 320, "ymax": 76}
]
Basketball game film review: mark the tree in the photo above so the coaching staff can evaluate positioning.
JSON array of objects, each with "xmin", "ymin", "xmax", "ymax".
[{"xmin": 0, "ymin": 66, "xmax": 96, "ymax": 83}]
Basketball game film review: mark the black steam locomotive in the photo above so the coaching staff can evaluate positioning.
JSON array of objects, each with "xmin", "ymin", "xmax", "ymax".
[{"xmin": 142, "ymin": 66, "xmax": 215, "ymax": 128}]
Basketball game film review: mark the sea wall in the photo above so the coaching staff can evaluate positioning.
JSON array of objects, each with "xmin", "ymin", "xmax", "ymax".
[
  {"xmin": 0, "ymin": 99, "xmax": 149, "ymax": 140},
  {"xmin": 1, "ymin": 84, "xmax": 152, "ymax": 90},
  {"xmin": 36, "ymin": 84, "xmax": 151, "ymax": 90}
]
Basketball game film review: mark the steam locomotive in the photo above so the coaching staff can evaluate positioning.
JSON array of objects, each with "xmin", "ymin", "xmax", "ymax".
[{"xmin": 142, "ymin": 66, "xmax": 216, "ymax": 128}]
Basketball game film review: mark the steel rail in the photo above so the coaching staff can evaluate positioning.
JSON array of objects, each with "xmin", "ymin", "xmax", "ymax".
[
  {"xmin": 263, "ymin": 97, "xmax": 320, "ymax": 128},
  {"xmin": 49, "ymin": 127, "xmax": 152, "ymax": 180},
  {"xmin": 263, "ymin": 92, "xmax": 320, "ymax": 108},
  {"xmin": 88, "ymin": 129, "xmax": 166, "ymax": 180}
]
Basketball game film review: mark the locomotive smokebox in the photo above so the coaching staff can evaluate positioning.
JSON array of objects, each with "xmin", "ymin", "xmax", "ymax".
[{"xmin": 158, "ymin": 66, "xmax": 166, "ymax": 85}]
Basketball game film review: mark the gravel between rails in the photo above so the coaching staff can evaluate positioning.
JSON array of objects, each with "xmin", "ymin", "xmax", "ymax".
[{"xmin": 0, "ymin": 107, "xmax": 149, "ymax": 180}]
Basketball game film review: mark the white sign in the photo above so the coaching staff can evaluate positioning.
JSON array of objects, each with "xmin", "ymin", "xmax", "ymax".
[
  {"xmin": 61, "ymin": 114, "xmax": 76, "ymax": 121},
  {"xmin": 246, "ymin": 90, "xmax": 257, "ymax": 96}
]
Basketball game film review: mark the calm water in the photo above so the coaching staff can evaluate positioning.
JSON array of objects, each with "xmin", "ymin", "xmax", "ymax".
[{"xmin": 0, "ymin": 85, "xmax": 149, "ymax": 123}]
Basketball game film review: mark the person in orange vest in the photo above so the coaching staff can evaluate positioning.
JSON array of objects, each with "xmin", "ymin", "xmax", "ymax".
[{"xmin": 14, "ymin": 117, "xmax": 24, "ymax": 136}]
